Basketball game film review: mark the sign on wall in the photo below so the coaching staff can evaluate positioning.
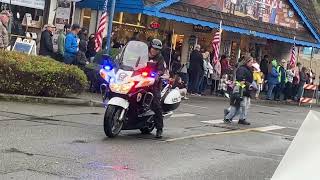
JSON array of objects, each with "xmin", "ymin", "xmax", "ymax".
[
  {"xmin": 182, "ymin": 0, "xmax": 303, "ymax": 30},
  {"xmin": 53, "ymin": 0, "xmax": 72, "ymax": 51},
  {"xmin": 0, "ymin": 0, "xmax": 45, "ymax": 10}
]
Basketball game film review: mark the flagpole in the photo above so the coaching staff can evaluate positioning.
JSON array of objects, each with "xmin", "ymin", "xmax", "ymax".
[
  {"xmin": 169, "ymin": 28, "xmax": 174, "ymax": 72},
  {"xmin": 106, "ymin": 0, "xmax": 116, "ymax": 54}
]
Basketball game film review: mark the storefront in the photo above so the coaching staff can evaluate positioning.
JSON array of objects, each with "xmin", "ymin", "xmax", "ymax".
[{"xmin": 75, "ymin": 0, "xmax": 320, "ymax": 72}]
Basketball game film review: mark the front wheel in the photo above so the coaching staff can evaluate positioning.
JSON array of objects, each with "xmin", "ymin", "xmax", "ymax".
[{"xmin": 104, "ymin": 105, "xmax": 125, "ymax": 138}]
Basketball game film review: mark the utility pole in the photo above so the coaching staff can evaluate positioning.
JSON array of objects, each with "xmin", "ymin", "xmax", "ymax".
[{"xmin": 106, "ymin": 0, "xmax": 116, "ymax": 54}]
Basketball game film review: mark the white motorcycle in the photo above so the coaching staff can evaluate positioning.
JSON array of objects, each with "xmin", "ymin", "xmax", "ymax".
[{"xmin": 99, "ymin": 41, "xmax": 181, "ymax": 138}]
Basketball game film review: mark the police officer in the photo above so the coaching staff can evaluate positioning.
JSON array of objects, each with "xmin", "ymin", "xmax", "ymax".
[{"xmin": 149, "ymin": 39, "xmax": 166, "ymax": 138}]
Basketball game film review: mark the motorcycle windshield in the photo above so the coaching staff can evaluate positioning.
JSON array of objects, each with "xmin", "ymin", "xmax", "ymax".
[{"xmin": 121, "ymin": 41, "xmax": 149, "ymax": 71}]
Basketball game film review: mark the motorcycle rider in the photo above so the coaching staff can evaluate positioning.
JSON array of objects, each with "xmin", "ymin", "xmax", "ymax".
[{"xmin": 148, "ymin": 39, "xmax": 166, "ymax": 138}]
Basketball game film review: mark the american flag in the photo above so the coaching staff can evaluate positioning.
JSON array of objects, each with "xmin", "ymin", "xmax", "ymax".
[
  {"xmin": 212, "ymin": 21, "xmax": 222, "ymax": 64},
  {"xmin": 289, "ymin": 39, "xmax": 296, "ymax": 67},
  {"xmin": 95, "ymin": 0, "xmax": 109, "ymax": 52}
]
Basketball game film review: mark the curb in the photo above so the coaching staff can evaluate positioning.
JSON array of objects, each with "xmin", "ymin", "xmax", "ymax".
[
  {"xmin": 189, "ymin": 95, "xmax": 318, "ymax": 108},
  {"xmin": 0, "ymin": 93, "xmax": 104, "ymax": 107}
]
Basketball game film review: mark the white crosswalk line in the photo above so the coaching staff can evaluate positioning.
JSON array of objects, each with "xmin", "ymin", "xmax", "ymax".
[
  {"xmin": 171, "ymin": 113, "xmax": 196, "ymax": 118},
  {"xmin": 201, "ymin": 120, "xmax": 224, "ymax": 124},
  {"xmin": 252, "ymin": 125, "xmax": 286, "ymax": 132}
]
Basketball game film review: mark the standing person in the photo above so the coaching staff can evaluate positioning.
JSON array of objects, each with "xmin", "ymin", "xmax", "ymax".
[
  {"xmin": 292, "ymin": 62, "xmax": 302, "ymax": 98},
  {"xmin": 266, "ymin": 60, "xmax": 279, "ymax": 100},
  {"xmin": 75, "ymin": 40, "xmax": 89, "ymax": 70},
  {"xmin": 57, "ymin": 24, "xmax": 71, "ymax": 61},
  {"xmin": 78, "ymin": 27, "xmax": 88, "ymax": 41},
  {"xmin": 284, "ymin": 63, "xmax": 295, "ymax": 101},
  {"xmin": 221, "ymin": 55, "xmax": 231, "ymax": 75},
  {"xmin": 64, "ymin": 24, "xmax": 81, "ymax": 64},
  {"xmin": 200, "ymin": 51, "xmax": 213, "ymax": 95},
  {"xmin": 260, "ymin": 55, "xmax": 269, "ymax": 79},
  {"xmin": 148, "ymin": 39, "xmax": 166, "ymax": 138},
  {"xmin": 86, "ymin": 34, "xmax": 96, "ymax": 62},
  {"xmin": 189, "ymin": 45, "xmax": 204, "ymax": 95},
  {"xmin": 211, "ymin": 58, "xmax": 222, "ymax": 95},
  {"xmin": 0, "ymin": 10, "xmax": 11, "ymax": 50},
  {"xmin": 224, "ymin": 55, "xmax": 254, "ymax": 125},
  {"xmin": 274, "ymin": 59, "xmax": 287, "ymax": 101},
  {"xmin": 295, "ymin": 67, "xmax": 308, "ymax": 101},
  {"xmin": 39, "ymin": 24, "xmax": 56, "ymax": 58},
  {"xmin": 252, "ymin": 63, "xmax": 263, "ymax": 99}
]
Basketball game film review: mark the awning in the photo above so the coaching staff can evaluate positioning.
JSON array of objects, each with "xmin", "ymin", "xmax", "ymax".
[
  {"xmin": 76, "ymin": 0, "xmax": 145, "ymax": 14},
  {"xmin": 76, "ymin": 0, "xmax": 320, "ymax": 48}
]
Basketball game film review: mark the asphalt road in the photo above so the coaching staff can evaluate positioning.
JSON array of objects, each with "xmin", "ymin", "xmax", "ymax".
[{"xmin": 0, "ymin": 98, "xmax": 313, "ymax": 180}]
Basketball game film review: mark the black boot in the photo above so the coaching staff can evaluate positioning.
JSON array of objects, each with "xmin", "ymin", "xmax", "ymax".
[
  {"xmin": 238, "ymin": 119, "xmax": 251, "ymax": 125},
  {"xmin": 156, "ymin": 129, "xmax": 163, "ymax": 139}
]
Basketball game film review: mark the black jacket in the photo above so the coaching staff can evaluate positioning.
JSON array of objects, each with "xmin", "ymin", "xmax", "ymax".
[
  {"xmin": 150, "ymin": 53, "xmax": 166, "ymax": 75},
  {"xmin": 39, "ymin": 30, "xmax": 54, "ymax": 57},
  {"xmin": 236, "ymin": 65, "xmax": 253, "ymax": 97},
  {"xmin": 86, "ymin": 37, "xmax": 96, "ymax": 58},
  {"xmin": 189, "ymin": 50, "xmax": 204, "ymax": 76},
  {"xmin": 260, "ymin": 58, "xmax": 269, "ymax": 75}
]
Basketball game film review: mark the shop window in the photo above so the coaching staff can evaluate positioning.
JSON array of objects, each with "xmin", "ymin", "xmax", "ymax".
[
  {"xmin": 303, "ymin": 47, "xmax": 313, "ymax": 55},
  {"xmin": 123, "ymin": 13, "xmax": 139, "ymax": 25},
  {"xmin": 82, "ymin": 9, "xmax": 91, "ymax": 30}
]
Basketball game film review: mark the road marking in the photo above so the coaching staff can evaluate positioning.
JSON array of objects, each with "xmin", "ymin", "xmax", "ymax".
[
  {"xmin": 171, "ymin": 113, "xmax": 196, "ymax": 118},
  {"xmin": 251, "ymin": 125, "xmax": 286, "ymax": 132},
  {"xmin": 181, "ymin": 103, "xmax": 209, "ymax": 109},
  {"xmin": 201, "ymin": 119, "xmax": 224, "ymax": 124},
  {"xmin": 166, "ymin": 125, "xmax": 286, "ymax": 142},
  {"xmin": 166, "ymin": 129, "xmax": 251, "ymax": 142}
]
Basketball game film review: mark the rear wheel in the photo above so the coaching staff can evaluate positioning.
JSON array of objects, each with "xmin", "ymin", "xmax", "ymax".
[{"xmin": 104, "ymin": 105, "xmax": 124, "ymax": 138}]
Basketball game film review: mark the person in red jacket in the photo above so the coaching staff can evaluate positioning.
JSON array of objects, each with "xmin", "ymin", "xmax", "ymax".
[{"xmin": 221, "ymin": 55, "xmax": 231, "ymax": 75}]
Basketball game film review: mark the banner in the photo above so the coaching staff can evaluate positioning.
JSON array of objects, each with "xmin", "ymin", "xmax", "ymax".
[
  {"xmin": 0, "ymin": 0, "xmax": 45, "ymax": 10},
  {"xmin": 272, "ymin": 110, "xmax": 320, "ymax": 180}
]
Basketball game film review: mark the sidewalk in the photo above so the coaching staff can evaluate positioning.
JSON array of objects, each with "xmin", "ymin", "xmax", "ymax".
[{"xmin": 0, "ymin": 92, "xmax": 315, "ymax": 108}]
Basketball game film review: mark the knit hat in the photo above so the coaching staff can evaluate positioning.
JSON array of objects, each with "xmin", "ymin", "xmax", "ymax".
[{"xmin": 243, "ymin": 55, "xmax": 253, "ymax": 64}]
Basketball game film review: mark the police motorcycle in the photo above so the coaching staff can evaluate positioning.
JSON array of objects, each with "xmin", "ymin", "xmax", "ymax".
[{"xmin": 99, "ymin": 41, "xmax": 181, "ymax": 138}]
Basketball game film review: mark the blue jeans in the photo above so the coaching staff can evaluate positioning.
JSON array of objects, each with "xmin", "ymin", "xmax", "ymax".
[
  {"xmin": 200, "ymin": 77, "xmax": 207, "ymax": 94},
  {"xmin": 64, "ymin": 55, "xmax": 75, "ymax": 64},
  {"xmin": 267, "ymin": 84, "xmax": 277, "ymax": 100},
  {"xmin": 295, "ymin": 83, "xmax": 305, "ymax": 100},
  {"xmin": 189, "ymin": 72, "xmax": 202, "ymax": 94}
]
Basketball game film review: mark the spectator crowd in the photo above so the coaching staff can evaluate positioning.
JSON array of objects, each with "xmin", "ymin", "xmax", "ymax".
[{"xmin": 37, "ymin": 23, "xmax": 317, "ymax": 103}]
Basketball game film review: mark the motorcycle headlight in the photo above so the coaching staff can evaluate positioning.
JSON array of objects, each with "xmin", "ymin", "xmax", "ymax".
[{"xmin": 109, "ymin": 82, "xmax": 135, "ymax": 94}]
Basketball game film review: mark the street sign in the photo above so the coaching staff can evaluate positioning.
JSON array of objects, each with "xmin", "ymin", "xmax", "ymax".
[
  {"xmin": 12, "ymin": 38, "xmax": 37, "ymax": 55},
  {"xmin": 193, "ymin": 25, "xmax": 212, "ymax": 33}
]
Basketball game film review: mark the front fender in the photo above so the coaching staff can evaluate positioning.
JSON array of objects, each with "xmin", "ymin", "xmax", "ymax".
[{"xmin": 108, "ymin": 97, "xmax": 129, "ymax": 109}]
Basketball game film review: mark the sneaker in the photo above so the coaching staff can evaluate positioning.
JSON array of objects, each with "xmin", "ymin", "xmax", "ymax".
[
  {"xmin": 191, "ymin": 93, "xmax": 197, "ymax": 96},
  {"xmin": 238, "ymin": 119, "xmax": 251, "ymax": 125},
  {"xmin": 223, "ymin": 119, "xmax": 232, "ymax": 124},
  {"xmin": 182, "ymin": 97, "xmax": 189, "ymax": 100},
  {"xmin": 155, "ymin": 129, "xmax": 163, "ymax": 139}
]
